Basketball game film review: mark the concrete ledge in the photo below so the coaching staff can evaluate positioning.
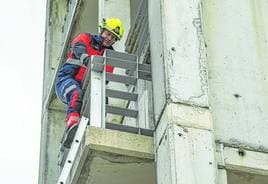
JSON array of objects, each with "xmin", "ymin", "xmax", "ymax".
[
  {"xmin": 216, "ymin": 143, "xmax": 268, "ymax": 176},
  {"xmin": 86, "ymin": 126, "xmax": 154, "ymax": 160},
  {"xmin": 70, "ymin": 126, "xmax": 155, "ymax": 184},
  {"xmin": 155, "ymin": 102, "xmax": 213, "ymax": 147},
  {"xmin": 166, "ymin": 103, "xmax": 213, "ymax": 131}
]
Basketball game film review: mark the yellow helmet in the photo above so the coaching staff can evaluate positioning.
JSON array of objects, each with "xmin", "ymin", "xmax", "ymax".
[{"xmin": 99, "ymin": 17, "xmax": 124, "ymax": 40}]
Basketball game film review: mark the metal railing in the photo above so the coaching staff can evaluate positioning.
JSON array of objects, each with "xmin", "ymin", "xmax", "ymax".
[
  {"xmin": 125, "ymin": 0, "xmax": 150, "ymax": 64},
  {"xmin": 57, "ymin": 50, "xmax": 152, "ymax": 184}
]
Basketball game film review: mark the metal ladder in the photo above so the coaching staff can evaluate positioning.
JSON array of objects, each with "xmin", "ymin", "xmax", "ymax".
[{"xmin": 57, "ymin": 50, "xmax": 152, "ymax": 184}]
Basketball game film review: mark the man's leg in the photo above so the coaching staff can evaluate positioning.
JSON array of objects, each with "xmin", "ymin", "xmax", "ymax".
[{"xmin": 56, "ymin": 78, "xmax": 83, "ymax": 148}]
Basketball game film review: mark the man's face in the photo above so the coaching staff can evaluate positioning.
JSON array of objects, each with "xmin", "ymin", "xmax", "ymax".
[{"xmin": 101, "ymin": 30, "xmax": 117, "ymax": 47}]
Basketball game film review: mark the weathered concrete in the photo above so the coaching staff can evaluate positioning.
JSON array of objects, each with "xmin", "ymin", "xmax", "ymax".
[
  {"xmin": 42, "ymin": 0, "xmax": 68, "ymax": 105},
  {"xmin": 77, "ymin": 152, "xmax": 155, "ymax": 184},
  {"xmin": 39, "ymin": 110, "xmax": 65, "ymax": 184},
  {"xmin": 72, "ymin": 126, "xmax": 155, "ymax": 184},
  {"xmin": 86, "ymin": 127, "xmax": 154, "ymax": 159},
  {"xmin": 217, "ymin": 169, "xmax": 228, "ymax": 184},
  {"xmin": 160, "ymin": 0, "xmax": 209, "ymax": 107},
  {"xmin": 227, "ymin": 170, "xmax": 268, "ymax": 184},
  {"xmin": 155, "ymin": 103, "xmax": 217, "ymax": 184},
  {"xmin": 202, "ymin": 0, "xmax": 268, "ymax": 149},
  {"xmin": 40, "ymin": 1, "xmax": 96, "ymax": 183},
  {"xmin": 148, "ymin": 0, "xmax": 167, "ymax": 122},
  {"xmin": 222, "ymin": 146, "xmax": 268, "ymax": 175},
  {"xmin": 150, "ymin": 1, "xmax": 216, "ymax": 183},
  {"xmin": 41, "ymin": 0, "xmax": 268, "ymax": 184}
]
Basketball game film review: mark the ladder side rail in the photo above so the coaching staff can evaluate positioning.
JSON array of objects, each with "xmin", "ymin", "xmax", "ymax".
[
  {"xmin": 80, "ymin": 62, "xmax": 92, "ymax": 118},
  {"xmin": 134, "ymin": 56, "xmax": 140, "ymax": 132},
  {"xmin": 57, "ymin": 56, "xmax": 106, "ymax": 183},
  {"xmin": 80, "ymin": 81, "xmax": 91, "ymax": 118},
  {"xmin": 57, "ymin": 117, "xmax": 89, "ymax": 184},
  {"xmin": 58, "ymin": 57, "xmax": 93, "ymax": 170},
  {"xmin": 89, "ymin": 55, "xmax": 106, "ymax": 128},
  {"xmin": 81, "ymin": 61, "xmax": 92, "ymax": 91}
]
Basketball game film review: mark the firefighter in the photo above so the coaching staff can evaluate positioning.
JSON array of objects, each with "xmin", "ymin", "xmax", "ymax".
[{"xmin": 55, "ymin": 17, "xmax": 124, "ymax": 148}]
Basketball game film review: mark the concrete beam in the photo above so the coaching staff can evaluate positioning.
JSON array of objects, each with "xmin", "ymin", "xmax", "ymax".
[
  {"xmin": 76, "ymin": 151, "xmax": 155, "ymax": 184},
  {"xmin": 155, "ymin": 103, "xmax": 217, "ymax": 184},
  {"xmin": 155, "ymin": 103, "xmax": 212, "ymax": 147},
  {"xmin": 68, "ymin": 126, "xmax": 155, "ymax": 184},
  {"xmin": 86, "ymin": 126, "xmax": 154, "ymax": 160},
  {"xmin": 217, "ymin": 144, "xmax": 268, "ymax": 176}
]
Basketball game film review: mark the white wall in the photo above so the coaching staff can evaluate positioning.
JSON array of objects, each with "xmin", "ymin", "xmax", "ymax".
[
  {"xmin": 161, "ymin": 0, "xmax": 209, "ymax": 107},
  {"xmin": 202, "ymin": 0, "xmax": 268, "ymax": 149}
]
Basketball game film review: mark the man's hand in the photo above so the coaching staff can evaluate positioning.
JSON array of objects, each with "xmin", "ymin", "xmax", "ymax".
[{"xmin": 80, "ymin": 53, "xmax": 90, "ymax": 66}]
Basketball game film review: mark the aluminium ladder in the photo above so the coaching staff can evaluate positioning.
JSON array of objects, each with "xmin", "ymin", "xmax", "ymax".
[{"xmin": 57, "ymin": 50, "xmax": 152, "ymax": 184}]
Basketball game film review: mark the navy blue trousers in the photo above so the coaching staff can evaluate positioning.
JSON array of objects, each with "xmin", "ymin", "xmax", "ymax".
[{"xmin": 55, "ymin": 78, "xmax": 83, "ymax": 117}]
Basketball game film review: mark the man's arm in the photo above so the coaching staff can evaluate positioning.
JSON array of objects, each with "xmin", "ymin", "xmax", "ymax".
[{"xmin": 70, "ymin": 33, "xmax": 91, "ymax": 65}]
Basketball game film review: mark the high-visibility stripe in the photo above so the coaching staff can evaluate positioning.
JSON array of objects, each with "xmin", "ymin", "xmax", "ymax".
[
  {"xmin": 80, "ymin": 53, "xmax": 89, "ymax": 62},
  {"xmin": 63, "ymin": 84, "xmax": 76, "ymax": 99},
  {"xmin": 66, "ymin": 58, "xmax": 85, "ymax": 66}
]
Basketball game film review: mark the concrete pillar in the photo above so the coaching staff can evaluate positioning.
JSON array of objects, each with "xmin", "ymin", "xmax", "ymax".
[
  {"xmin": 217, "ymin": 169, "xmax": 228, "ymax": 184},
  {"xmin": 155, "ymin": 104, "xmax": 216, "ymax": 184},
  {"xmin": 149, "ymin": 0, "xmax": 217, "ymax": 183}
]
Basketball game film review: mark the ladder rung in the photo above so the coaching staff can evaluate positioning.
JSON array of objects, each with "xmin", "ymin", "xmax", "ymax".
[
  {"xmin": 106, "ymin": 73, "xmax": 137, "ymax": 85},
  {"xmin": 104, "ymin": 49, "xmax": 137, "ymax": 62},
  {"xmin": 106, "ymin": 57, "xmax": 137, "ymax": 71},
  {"xmin": 138, "ymin": 63, "xmax": 151, "ymax": 73},
  {"xmin": 106, "ymin": 105, "xmax": 138, "ymax": 118},
  {"xmin": 105, "ymin": 123, "xmax": 139, "ymax": 134},
  {"xmin": 106, "ymin": 89, "xmax": 138, "ymax": 101},
  {"xmin": 140, "ymin": 128, "xmax": 154, "ymax": 137},
  {"xmin": 105, "ymin": 123, "xmax": 154, "ymax": 137},
  {"xmin": 138, "ymin": 70, "xmax": 152, "ymax": 81}
]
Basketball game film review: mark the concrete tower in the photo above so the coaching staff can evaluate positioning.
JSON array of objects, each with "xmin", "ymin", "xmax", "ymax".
[{"xmin": 39, "ymin": 0, "xmax": 268, "ymax": 184}]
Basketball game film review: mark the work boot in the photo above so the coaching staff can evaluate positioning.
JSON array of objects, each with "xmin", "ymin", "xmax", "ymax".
[{"xmin": 62, "ymin": 112, "xmax": 80, "ymax": 148}]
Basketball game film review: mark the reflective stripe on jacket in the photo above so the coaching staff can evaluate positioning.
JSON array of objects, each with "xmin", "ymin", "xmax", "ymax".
[{"xmin": 57, "ymin": 33, "xmax": 114, "ymax": 83}]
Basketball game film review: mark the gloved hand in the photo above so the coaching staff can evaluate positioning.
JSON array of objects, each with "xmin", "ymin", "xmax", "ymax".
[{"xmin": 80, "ymin": 53, "xmax": 90, "ymax": 66}]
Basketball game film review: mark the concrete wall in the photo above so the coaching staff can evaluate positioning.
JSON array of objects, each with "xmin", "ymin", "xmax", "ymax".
[
  {"xmin": 42, "ymin": 0, "xmax": 67, "ymax": 103},
  {"xmin": 155, "ymin": 104, "xmax": 216, "ymax": 184},
  {"xmin": 202, "ymin": 0, "xmax": 268, "ymax": 149},
  {"xmin": 39, "ymin": 1, "xmax": 68, "ymax": 183},
  {"xmin": 40, "ymin": 1, "xmax": 100, "ymax": 183},
  {"xmin": 149, "ymin": 0, "xmax": 217, "ymax": 183},
  {"xmin": 149, "ymin": 0, "xmax": 268, "ymax": 184},
  {"xmin": 148, "ymin": 0, "xmax": 166, "ymax": 122},
  {"xmin": 160, "ymin": 0, "xmax": 209, "ymax": 107},
  {"xmin": 40, "ymin": 110, "xmax": 65, "ymax": 184}
]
